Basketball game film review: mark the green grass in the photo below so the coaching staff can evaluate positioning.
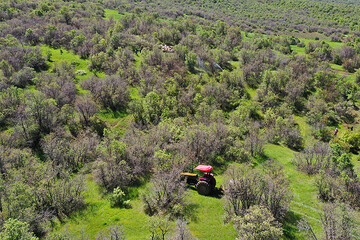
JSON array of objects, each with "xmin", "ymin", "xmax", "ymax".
[
  {"xmin": 104, "ymin": 9, "xmax": 122, "ymax": 20},
  {"xmin": 264, "ymin": 144, "xmax": 323, "ymax": 239},
  {"xmin": 50, "ymin": 143, "xmax": 358, "ymax": 240},
  {"xmin": 51, "ymin": 175, "xmax": 236, "ymax": 239},
  {"xmin": 329, "ymin": 63, "xmax": 345, "ymax": 72},
  {"xmin": 187, "ymin": 188, "xmax": 236, "ymax": 239},
  {"xmin": 97, "ymin": 109, "xmax": 132, "ymax": 132},
  {"xmin": 246, "ymin": 87, "xmax": 257, "ymax": 100},
  {"xmin": 293, "ymin": 116, "xmax": 314, "ymax": 147},
  {"xmin": 291, "ymin": 45, "xmax": 306, "ymax": 55},
  {"xmin": 296, "ymin": 37, "xmax": 344, "ymax": 49},
  {"xmin": 40, "ymin": 46, "xmax": 93, "ymax": 81},
  {"xmin": 51, "ymin": 175, "xmax": 152, "ymax": 239},
  {"xmin": 96, "ymin": 87, "xmax": 140, "ymax": 130},
  {"xmin": 130, "ymin": 87, "xmax": 140, "ymax": 100}
]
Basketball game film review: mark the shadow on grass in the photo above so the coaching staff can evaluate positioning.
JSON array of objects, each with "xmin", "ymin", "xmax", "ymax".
[
  {"xmin": 187, "ymin": 186, "xmax": 224, "ymax": 199},
  {"xmin": 282, "ymin": 211, "xmax": 302, "ymax": 239},
  {"xmin": 101, "ymin": 109, "xmax": 128, "ymax": 118},
  {"xmin": 253, "ymin": 154, "xmax": 269, "ymax": 166},
  {"xmin": 184, "ymin": 203, "xmax": 200, "ymax": 222}
]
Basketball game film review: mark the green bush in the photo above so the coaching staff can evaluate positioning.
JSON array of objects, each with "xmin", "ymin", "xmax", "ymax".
[
  {"xmin": 109, "ymin": 187, "xmax": 130, "ymax": 208},
  {"xmin": 0, "ymin": 218, "xmax": 38, "ymax": 240},
  {"xmin": 341, "ymin": 131, "xmax": 360, "ymax": 153},
  {"xmin": 75, "ymin": 69, "xmax": 87, "ymax": 75}
]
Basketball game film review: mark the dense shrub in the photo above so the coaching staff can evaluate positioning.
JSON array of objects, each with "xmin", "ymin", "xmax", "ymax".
[
  {"xmin": 141, "ymin": 169, "xmax": 188, "ymax": 218},
  {"xmin": 234, "ymin": 205, "xmax": 283, "ymax": 240},
  {"xmin": 109, "ymin": 187, "xmax": 130, "ymax": 208},
  {"xmin": 93, "ymin": 135, "xmax": 132, "ymax": 192},
  {"xmin": 293, "ymin": 142, "xmax": 330, "ymax": 174},
  {"xmin": 224, "ymin": 161, "xmax": 292, "ymax": 221},
  {"xmin": 0, "ymin": 218, "xmax": 38, "ymax": 240},
  {"xmin": 82, "ymin": 75, "xmax": 130, "ymax": 111}
]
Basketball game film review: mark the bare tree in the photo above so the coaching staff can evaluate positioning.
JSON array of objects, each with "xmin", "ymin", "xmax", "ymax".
[
  {"xmin": 81, "ymin": 75, "xmax": 129, "ymax": 111},
  {"xmin": 299, "ymin": 202, "xmax": 359, "ymax": 240},
  {"xmin": 244, "ymin": 129, "xmax": 264, "ymax": 158},
  {"xmin": 75, "ymin": 96, "xmax": 98, "ymax": 126},
  {"xmin": 141, "ymin": 168, "xmax": 188, "ymax": 217},
  {"xmin": 224, "ymin": 162, "xmax": 292, "ymax": 221},
  {"xmin": 172, "ymin": 218, "xmax": 197, "ymax": 240},
  {"xmin": 293, "ymin": 142, "xmax": 330, "ymax": 174},
  {"xmin": 147, "ymin": 216, "xmax": 171, "ymax": 240},
  {"xmin": 97, "ymin": 224, "xmax": 126, "ymax": 240},
  {"xmin": 321, "ymin": 202, "xmax": 358, "ymax": 240}
]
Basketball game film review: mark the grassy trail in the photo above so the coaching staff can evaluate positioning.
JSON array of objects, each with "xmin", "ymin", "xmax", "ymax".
[{"xmin": 264, "ymin": 144, "xmax": 323, "ymax": 239}]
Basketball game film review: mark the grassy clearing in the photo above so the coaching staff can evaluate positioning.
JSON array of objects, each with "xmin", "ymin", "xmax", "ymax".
[
  {"xmin": 51, "ymin": 175, "xmax": 152, "ymax": 240},
  {"xmin": 104, "ymin": 9, "xmax": 122, "ymax": 20},
  {"xmin": 246, "ymin": 87, "xmax": 257, "ymax": 100},
  {"xmin": 97, "ymin": 109, "xmax": 132, "ymax": 132},
  {"xmin": 40, "ymin": 46, "xmax": 93, "ymax": 81},
  {"xmin": 51, "ymin": 175, "xmax": 235, "ymax": 239},
  {"xmin": 330, "ymin": 63, "xmax": 345, "ymax": 72},
  {"xmin": 291, "ymin": 45, "xmax": 306, "ymax": 55},
  {"xmin": 297, "ymin": 37, "xmax": 344, "ymax": 49},
  {"xmin": 96, "ymin": 87, "xmax": 140, "ymax": 130},
  {"xmin": 187, "ymin": 187, "xmax": 236, "ymax": 239},
  {"xmin": 287, "ymin": 32, "xmax": 329, "ymax": 42},
  {"xmin": 51, "ymin": 141, "xmax": 358, "ymax": 240},
  {"xmin": 264, "ymin": 144, "xmax": 323, "ymax": 239},
  {"xmin": 293, "ymin": 116, "xmax": 314, "ymax": 146}
]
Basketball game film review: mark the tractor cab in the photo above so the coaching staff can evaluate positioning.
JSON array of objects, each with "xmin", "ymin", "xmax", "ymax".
[{"xmin": 181, "ymin": 165, "xmax": 216, "ymax": 195}]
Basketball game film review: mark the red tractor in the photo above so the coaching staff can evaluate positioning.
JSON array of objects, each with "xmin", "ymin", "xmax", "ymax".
[{"xmin": 181, "ymin": 165, "xmax": 216, "ymax": 195}]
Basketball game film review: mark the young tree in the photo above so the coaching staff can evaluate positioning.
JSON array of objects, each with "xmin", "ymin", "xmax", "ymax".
[{"xmin": 147, "ymin": 216, "xmax": 171, "ymax": 240}]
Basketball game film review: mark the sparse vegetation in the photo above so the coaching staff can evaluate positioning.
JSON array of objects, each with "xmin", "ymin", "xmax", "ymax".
[{"xmin": 0, "ymin": 0, "xmax": 360, "ymax": 239}]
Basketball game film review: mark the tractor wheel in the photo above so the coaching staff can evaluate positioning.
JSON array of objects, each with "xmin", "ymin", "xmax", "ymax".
[
  {"xmin": 196, "ymin": 181, "xmax": 211, "ymax": 195},
  {"xmin": 210, "ymin": 177, "xmax": 216, "ymax": 189}
]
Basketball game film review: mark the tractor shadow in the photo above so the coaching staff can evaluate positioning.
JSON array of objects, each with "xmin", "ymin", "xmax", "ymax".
[{"xmin": 187, "ymin": 186, "xmax": 224, "ymax": 199}]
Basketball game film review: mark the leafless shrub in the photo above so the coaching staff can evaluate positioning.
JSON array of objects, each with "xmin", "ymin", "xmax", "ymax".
[
  {"xmin": 141, "ymin": 168, "xmax": 188, "ymax": 217},
  {"xmin": 96, "ymin": 224, "xmax": 126, "ymax": 240},
  {"xmin": 37, "ymin": 174, "xmax": 85, "ymax": 221},
  {"xmin": 224, "ymin": 161, "xmax": 292, "ymax": 221},
  {"xmin": 321, "ymin": 202, "xmax": 359, "ymax": 240},
  {"xmin": 293, "ymin": 142, "xmax": 330, "ymax": 174},
  {"xmin": 81, "ymin": 75, "xmax": 129, "ymax": 111},
  {"xmin": 42, "ymin": 129, "xmax": 99, "ymax": 171},
  {"xmin": 171, "ymin": 218, "xmax": 197, "ymax": 240},
  {"xmin": 75, "ymin": 96, "xmax": 98, "ymax": 126}
]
